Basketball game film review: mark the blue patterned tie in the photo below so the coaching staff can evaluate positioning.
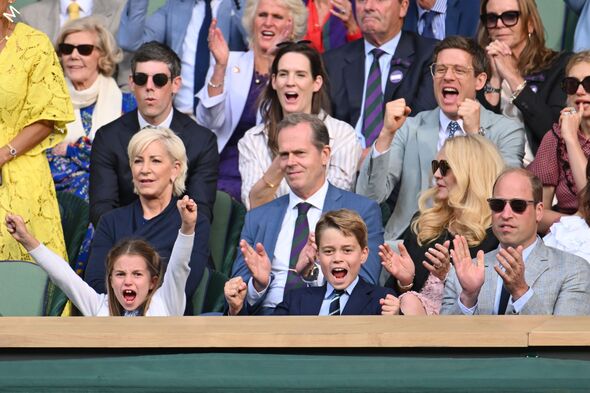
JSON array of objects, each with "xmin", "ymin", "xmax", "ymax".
[
  {"xmin": 362, "ymin": 48, "xmax": 386, "ymax": 147},
  {"xmin": 329, "ymin": 289, "xmax": 345, "ymax": 316},
  {"xmin": 447, "ymin": 121, "xmax": 460, "ymax": 138},
  {"xmin": 285, "ymin": 202, "xmax": 312, "ymax": 293},
  {"xmin": 193, "ymin": 0, "xmax": 211, "ymax": 113},
  {"xmin": 421, "ymin": 11, "xmax": 436, "ymax": 39}
]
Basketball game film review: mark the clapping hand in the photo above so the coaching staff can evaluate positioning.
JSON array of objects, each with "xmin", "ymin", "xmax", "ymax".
[
  {"xmin": 295, "ymin": 232, "xmax": 318, "ymax": 277},
  {"xmin": 422, "ymin": 240, "xmax": 451, "ymax": 281},
  {"xmin": 451, "ymin": 235, "xmax": 484, "ymax": 308},
  {"xmin": 240, "ymin": 240, "xmax": 271, "ymax": 292},
  {"xmin": 380, "ymin": 242, "xmax": 415, "ymax": 289}
]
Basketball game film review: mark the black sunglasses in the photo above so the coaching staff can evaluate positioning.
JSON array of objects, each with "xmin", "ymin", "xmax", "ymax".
[
  {"xmin": 132, "ymin": 73, "xmax": 170, "ymax": 88},
  {"xmin": 487, "ymin": 198, "xmax": 536, "ymax": 214},
  {"xmin": 431, "ymin": 159, "xmax": 451, "ymax": 176},
  {"xmin": 58, "ymin": 43, "xmax": 95, "ymax": 56},
  {"xmin": 561, "ymin": 76, "xmax": 590, "ymax": 95},
  {"xmin": 480, "ymin": 11, "xmax": 520, "ymax": 29},
  {"xmin": 276, "ymin": 40, "xmax": 312, "ymax": 48}
]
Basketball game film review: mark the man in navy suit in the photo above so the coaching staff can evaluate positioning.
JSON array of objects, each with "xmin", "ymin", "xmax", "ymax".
[
  {"xmin": 323, "ymin": 0, "xmax": 438, "ymax": 148},
  {"xmin": 226, "ymin": 209, "xmax": 398, "ymax": 316},
  {"xmin": 230, "ymin": 113, "xmax": 385, "ymax": 315},
  {"xmin": 403, "ymin": 0, "xmax": 480, "ymax": 40}
]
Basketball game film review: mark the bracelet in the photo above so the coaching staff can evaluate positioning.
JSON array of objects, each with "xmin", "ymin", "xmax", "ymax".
[
  {"xmin": 262, "ymin": 175, "xmax": 276, "ymax": 189},
  {"xmin": 6, "ymin": 143, "xmax": 17, "ymax": 159},
  {"xmin": 510, "ymin": 80, "xmax": 527, "ymax": 104},
  {"xmin": 397, "ymin": 279, "xmax": 413, "ymax": 291},
  {"xmin": 207, "ymin": 79, "xmax": 224, "ymax": 88}
]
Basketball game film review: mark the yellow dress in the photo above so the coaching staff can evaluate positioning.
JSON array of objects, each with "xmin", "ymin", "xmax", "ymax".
[{"xmin": 0, "ymin": 23, "xmax": 74, "ymax": 261}]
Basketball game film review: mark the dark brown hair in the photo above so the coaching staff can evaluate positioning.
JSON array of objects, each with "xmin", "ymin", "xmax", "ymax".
[
  {"xmin": 260, "ymin": 42, "xmax": 331, "ymax": 157},
  {"xmin": 106, "ymin": 239, "xmax": 162, "ymax": 316}
]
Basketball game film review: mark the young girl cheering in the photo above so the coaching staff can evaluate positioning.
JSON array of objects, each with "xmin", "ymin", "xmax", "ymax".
[{"xmin": 5, "ymin": 196, "xmax": 197, "ymax": 316}]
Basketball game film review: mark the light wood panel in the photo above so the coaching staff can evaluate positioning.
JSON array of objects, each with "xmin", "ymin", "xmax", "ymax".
[
  {"xmin": 528, "ymin": 317, "xmax": 590, "ymax": 346},
  {"xmin": 0, "ymin": 315, "xmax": 557, "ymax": 348}
]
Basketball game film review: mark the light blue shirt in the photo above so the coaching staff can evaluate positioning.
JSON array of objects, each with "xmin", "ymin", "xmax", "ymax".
[
  {"xmin": 354, "ymin": 32, "xmax": 402, "ymax": 146},
  {"xmin": 565, "ymin": 0, "xmax": 590, "ymax": 52},
  {"xmin": 459, "ymin": 238, "xmax": 539, "ymax": 315},
  {"xmin": 417, "ymin": 0, "xmax": 447, "ymax": 40},
  {"xmin": 318, "ymin": 277, "xmax": 360, "ymax": 316}
]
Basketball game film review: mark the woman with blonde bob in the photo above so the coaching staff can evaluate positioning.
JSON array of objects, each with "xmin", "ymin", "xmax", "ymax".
[
  {"xmin": 83, "ymin": 128, "xmax": 208, "ymax": 314},
  {"xmin": 381, "ymin": 135, "xmax": 505, "ymax": 315}
]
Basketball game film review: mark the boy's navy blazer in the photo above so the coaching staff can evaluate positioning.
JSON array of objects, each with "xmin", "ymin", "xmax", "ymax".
[{"xmin": 274, "ymin": 278, "xmax": 395, "ymax": 315}]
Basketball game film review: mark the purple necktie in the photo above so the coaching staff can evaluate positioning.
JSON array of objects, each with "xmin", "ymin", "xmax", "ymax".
[
  {"xmin": 362, "ymin": 48, "xmax": 386, "ymax": 147},
  {"xmin": 285, "ymin": 202, "xmax": 312, "ymax": 293}
]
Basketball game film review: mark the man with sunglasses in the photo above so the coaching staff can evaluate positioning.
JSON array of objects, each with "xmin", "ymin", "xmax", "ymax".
[
  {"xmin": 441, "ymin": 168, "xmax": 590, "ymax": 315},
  {"xmin": 357, "ymin": 35, "xmax": 525, "ymax": 244},
  {"xmin": 90, "ymin": 41, "xmax": 218, "ymax": 230}
]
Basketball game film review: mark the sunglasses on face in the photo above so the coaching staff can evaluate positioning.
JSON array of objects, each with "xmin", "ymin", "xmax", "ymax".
[
  {"xmin": 561, "ymin": 76, "xmax": 590, "ymax": 95},
  {"xmin": 132, "ymin": 73, "xmax": 171, "ymax": 88},
  {"xmin": 480, "ymin": 11, "xmax": 520, "ymax": 29},
  {"xmin": 431, "ymin": 159, "xmax": 451, "ymax": 176},
  {"xmin": 58, "ymin": 43, "xmax": 95, "ymax": 56},
  {"xmin": 487, "ymin": 198, "xmax": 536, "ymax": 214}
]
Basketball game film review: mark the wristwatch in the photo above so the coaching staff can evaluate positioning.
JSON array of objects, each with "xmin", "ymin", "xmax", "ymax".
[
  {"xmin": 484, "ymin": 84, "xmax": 501, "ymax": 94},
  {"xmin": 302, "ymin": 263, "xmax": 320, "ymax": 281}
]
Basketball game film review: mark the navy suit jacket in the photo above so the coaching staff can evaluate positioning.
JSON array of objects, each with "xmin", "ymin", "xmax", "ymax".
[
  {"xmin": 274, "ymin": 278, "xmax": 395, "ymax": 315},
  {"xmin": 231, "ymin": 184, "xmax": 384, "ymax": 308},
  {"xmin": 403, "ymin": 0, "xmax": 480, "ymax": 39},
  {"xmin": 89, "ymin": 108, "xmax": 219, "ymax": 226},
  {"xmin": 323, "ymin": 31, "xmax": 438, "ymax": 127}
]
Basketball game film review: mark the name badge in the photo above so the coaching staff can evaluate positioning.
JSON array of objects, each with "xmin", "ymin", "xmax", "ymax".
[{"xmin": 389, "ymin": 70, "xmax": 403, "ymax": 84}]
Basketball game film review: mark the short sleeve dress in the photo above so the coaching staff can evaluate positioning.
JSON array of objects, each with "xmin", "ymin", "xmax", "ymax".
[{"xmin": 0, "ymin": 23, "xmax": 74, "ymax": 261}]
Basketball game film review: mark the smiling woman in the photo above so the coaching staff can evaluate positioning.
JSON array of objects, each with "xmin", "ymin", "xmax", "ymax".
[{"xmin": 238, "ymin": 41, "xmax": 361, "ymax": 210}]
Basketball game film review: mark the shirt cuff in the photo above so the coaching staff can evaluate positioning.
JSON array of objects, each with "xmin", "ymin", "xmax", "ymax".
[
  {"xmin": 371, "ymin": 145, "xmax": 389, "ymax": 159},
  {"xmin": 458, "ymin": 296, "xmax": 477, "ymax": 315},
  {"xmin": 246, "ymin": 276, "xmax": 268, "ymax": 306},
  {"xmin": 511, "ymin": 287, "xmax": 534, "ymax": 313}
]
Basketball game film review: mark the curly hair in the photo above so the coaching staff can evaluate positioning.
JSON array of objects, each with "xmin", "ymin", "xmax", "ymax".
[
  {"xmin": 242, "ymin": 0, "xmax": 308, "ymax": 47},
  {"xmin": 412, "ymin": 135, "xmax": 505, "ymax": 246}
]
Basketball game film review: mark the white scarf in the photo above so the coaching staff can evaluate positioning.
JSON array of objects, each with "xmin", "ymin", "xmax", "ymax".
[{"xmin": 65, "ymin": 73, "xmax": 123, "ymax": 143}]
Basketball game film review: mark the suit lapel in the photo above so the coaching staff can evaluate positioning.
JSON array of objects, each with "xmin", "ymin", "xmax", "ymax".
[
  {"xmin": 342, "ymin": 279, "xmax": 373, "ymax": 315},
  {"xmin": 304, "ymin": 286, "xmax": 327, "ymax": 315},
  {"xmin": 384, "ymin": 33, "xmax": 415, "ymax": 102},
  {"xmin": 263, "ymin": 197, "xmax": 290, "ymax": 262},
  {"xmin": 478, "ymin": 251, "xmax": 500, "ymax": 313},
  {"xmin": 445, "ymin": 0, "xmax": 460, "ymax": 36},
  {"xmin": 322, "ymin": 183, "xmax": 343, "ymax": 212},
  {"xmin": 47, "ymin": 0, "xmax": 61, "ymax": 41},
  {"xmin": 523, "ymin": 241, "xmax": 550, "ymax": 288},
  {"xmin": 92, "ymin": 0, "xmax": 114, "ymax": 19},
  {"xmin": 417, "ymin": 109, "xmax": 440, "ymax": 190},
  {"xmin": 344, "ymin": 41, "xmax": 366, "ymax": 123}
]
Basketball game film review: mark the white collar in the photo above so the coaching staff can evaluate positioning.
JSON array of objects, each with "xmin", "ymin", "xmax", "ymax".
[
  {"xmin": 363, "ymin": 30, "xmax": 402, "ymax": 57},
  {"xmin": 287, "ymin": 180, "xmax": 329, "ymax": 213},
  {"xmin": 137, "ymin": 107, "xmax": 174, "ymax": 129}
]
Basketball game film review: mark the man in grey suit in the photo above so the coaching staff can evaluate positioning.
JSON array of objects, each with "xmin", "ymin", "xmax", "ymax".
[
  {"xmin": 441, "ymin": 168, "xmax": 590, "ymax": 315},
  {"xmin": 356, "ymin": 35, "xmax": 525, "ymax": 243},
  {"xmin": 20, "ymin": 0, "xmax": 129, "ymax": 87}
]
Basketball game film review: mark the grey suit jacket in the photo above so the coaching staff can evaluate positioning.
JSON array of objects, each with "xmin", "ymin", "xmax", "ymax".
[
  {"xmin": 441, "ymin": 241, "xmax": 590, "ymax": 315},
  {"xmin": 20, "ymin": 0, "xmax": 130, "ymax": 87},
  {"xmin": 355, "ymin": 107, "xmax": 525, "ymax": 242}
]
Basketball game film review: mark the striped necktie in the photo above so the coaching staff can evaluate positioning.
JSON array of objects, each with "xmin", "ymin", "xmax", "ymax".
[
  {"xmin": 447, "ymin": 121, "xmax": 460, "ymax": 138},
  {"xmin": 329, "ymin": 289, "xmax": 345, "ymax": 316},
  {"xmin": 67, "ymin": 2, "xmax": 80, "ymax": 20},
  {"xmin": 362, "ymin": 48, "xmax": 386, "ymax": 147},
  {"xmin": 284, "ymin": 202, "xmax": 312, "ymax": 293}
]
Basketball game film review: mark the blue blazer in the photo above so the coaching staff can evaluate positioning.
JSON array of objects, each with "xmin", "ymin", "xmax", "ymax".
[
  {"xmin": 117, "ymin": 0, "xmax": 247, "ymax": 54},
  {"xmin": 403, "ymin": 0, "xmax": 480, "ymax": 39},
  {"xmin": 231, "ymin": 184, "xmax": 384, "ymax": 287},
  {"xmin": 323, "ymin": 30, "xmax": 438, "ymax": 127},
  {"xmin": 274, "ymin": 278, "xmax": 395, "ymax": 315}
]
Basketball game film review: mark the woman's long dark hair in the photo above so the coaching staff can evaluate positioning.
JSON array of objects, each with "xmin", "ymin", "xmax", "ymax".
[{"xmin": 259, "ymin": 42, "xmax": 331, "ymax": 157}]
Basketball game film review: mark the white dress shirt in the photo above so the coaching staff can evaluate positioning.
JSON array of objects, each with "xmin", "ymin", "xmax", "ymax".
[
  {"xmin": 137, "ymin": 108, "xmax": 174, "ymax": 129},
  {"xmin": 354, "ymin": 32, "xmax": 402, "ymax": 146},
  {"xmin": 175, "ymin": 0, "xmax": 221, "ymax": 113},
  {"xmin": 60, "ymin": 0, "xmax": 92, "ymax": 26},
  {"xmin": 246, "ymin": 181, "xmax": 330, "ymax": 308},
  {"xmin": 318, "ymin": 277, "xmax": 359, "ymax": 315},
  {"xmin": 458, "ymin": 238, "xmax": 538, "ymax": 315}
]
